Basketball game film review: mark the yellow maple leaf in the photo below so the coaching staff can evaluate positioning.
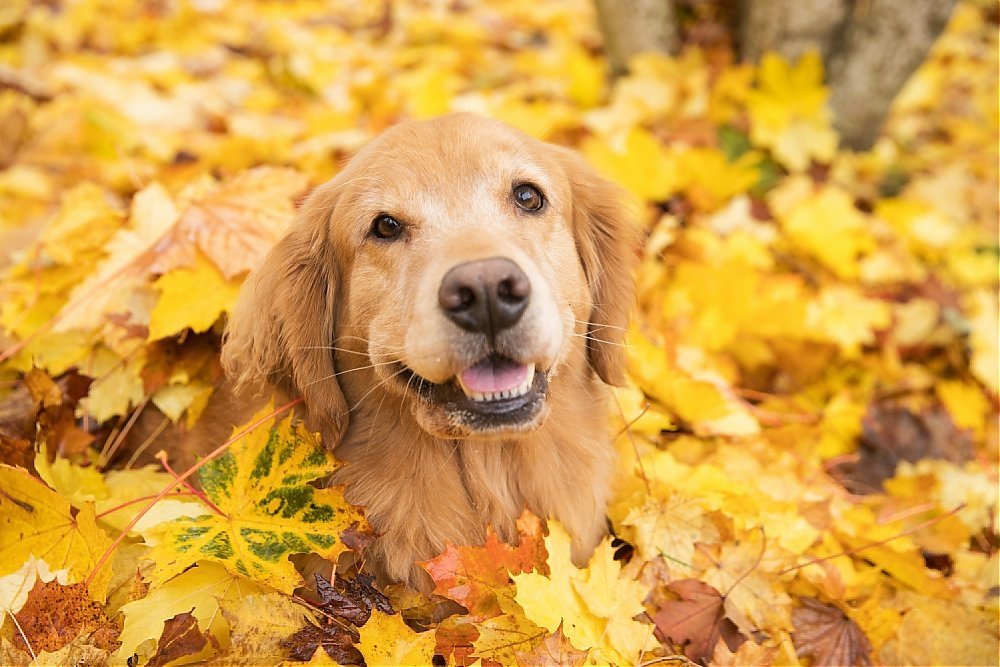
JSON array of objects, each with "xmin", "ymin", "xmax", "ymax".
[
  {"xmin": 879, "ymin": 599, "xmax": 998, "ymax": 666},
  {"xmin": 0, "ymin": 465, "xmax": 113, "ymax": 602},
  {"xmin": 613, "ymin": 492, "xmax": 719, "ymax": 571},
  {"xmin": 747, "ymin": 52, "xmax": 838, "ymax": 171},
  {"xmin": 513, "ymin": 522, "xmax": 656, "ymax": 664},
  {"xmin": 695, "ymin": 533, "xmax": 794, "ymax": 637},
  {"xmin": 147, "ymin": 410, "xmax": 369, "ymax": 593},
  {"xmin": 80, "ymin": 347, "xmax": 146, "ymax": 423},
  {"xmin": 805, "ymin": 286, "xmax": 892, "ymax": 357},
  {"xmin": 358, "ymin": 610, "xmax": 437, "ymax": 666},
  {"xmin": 54, "ymin": 181, "xmax": 179, "ymax": 334},
  {"xmin": 148, "ymin": 251, "xmax": 242, "ymax": 340},
  {"xmin": 581, "ymin": 127, "xmax": 680, "ymax": 203},
  {"xmin": 775, "ymin": 184, "xmax": 876, "ymax": 280},
  {"xmin": 114, "ymin": 561, "xmax": 267, "ymax": 664}
]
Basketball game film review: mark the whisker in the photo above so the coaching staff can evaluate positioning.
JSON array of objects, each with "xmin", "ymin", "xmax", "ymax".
[{"xmin": 298, "ymin": 359, "xmax": 402, "ymax": 389}]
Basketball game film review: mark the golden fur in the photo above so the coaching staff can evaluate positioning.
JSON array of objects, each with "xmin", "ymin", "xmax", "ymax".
[{"xmin": 220, "ymin": 113, "xmax": 637, "ymax": 588}]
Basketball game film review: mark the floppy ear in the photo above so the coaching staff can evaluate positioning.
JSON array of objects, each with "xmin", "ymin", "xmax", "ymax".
[
  {"xmin": 221, "ymin": 184, "xmax": 348, "ymax": 444},
  {"xmin": 554, "ymin": 146, "xmax": 640, "ymax": 386}
]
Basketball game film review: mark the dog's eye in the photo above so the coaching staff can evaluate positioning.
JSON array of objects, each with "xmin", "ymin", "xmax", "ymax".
[
  {"xmin": 371, "ymin": 214, "xmax": 404, "ymax": 240},
  {"xmin": 512, "ymin": 183, "xmax": 544, "ymax": 212}
]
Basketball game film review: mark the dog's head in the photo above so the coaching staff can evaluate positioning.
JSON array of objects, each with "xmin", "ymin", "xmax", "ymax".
[{"xmin": 223, "ymin": 114, "xmax": 637, "ymax": 442}]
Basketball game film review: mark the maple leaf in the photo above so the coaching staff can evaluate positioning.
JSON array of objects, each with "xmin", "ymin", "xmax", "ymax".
[
  {"xmin": 358, "ymin": 610, "xmax": 437, "ymax": 666},
  {"xmin": 615, "ymin": 493, "xmax": 720, "ymax": 570},
  {"xmin": 147, "ymin": 251, "xmax": 242, "ymax": 341},
  {"xmin": 218, "ymin": 592, "xmax": 316, "ymax": 664},
  {"xmin": 513, "ymin": 624, "xmax": 590, "ymax": 666},
  {"xmin": 172, "ymin": 167, "xmax": 309, "ymax": 279},
  {"xmin": 581, "ymin": 127, "xmax": 680, "ymax": 203},
  {"xmin": 0, "ymin": 465, "xmax": 113, "ymax": 602},
  {"xmin": 10, "ymin": 580, "xmax": 120, "ymax": 656},
  {"xmin": 147, "ymin": 411, "xmax": 370, "ymax": 593},
  {"xmin": 52, "ymin": 182, "xmax": 179, "ymax": 335},
  {"xmin": 422, "ymin": 511, "xmax": 547, "ymax": 619},
  {"xmin": 695, "ymin": 534, "xmax": 794, "ymax": 637},
  {"xmin": 472, "ymin": 607, "xmax": 548, "ymax": 664},
  {"xmin": 791, "ymin": 597, "xmax": 873, "ymax": 667},
  {"xmin": 653, "ymin": 579, "xmax": 744, "ymax": 664},
  {"xmin": 115, "ymin": 561, "xmax": 267, "ymax": 664},
  {"xmin": 774, "ymin": 183, "xmax": 876, "ymax": 281},
  {"xmin": 0, "ymin": 557, "xmax": 70, "ymax": 627},
  {"xmin": 513, "ymin": 522, "xmax": 656, "ymax": 665},
  {"xmin": 282, "ymin": 573, "xmax": 391, "ymax": 663},
  {"xmin": 146, "ymin": 611, "xmax": 214, "ymax": 667},
  {"xmin": 746, "ymin": 52, "xmax": 838, "ymax": 171}
]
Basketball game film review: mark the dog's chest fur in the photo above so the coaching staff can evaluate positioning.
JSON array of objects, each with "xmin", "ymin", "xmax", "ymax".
[{"xmin": 332, "ymin": 370, "xmax": 614, "ymax": 588}]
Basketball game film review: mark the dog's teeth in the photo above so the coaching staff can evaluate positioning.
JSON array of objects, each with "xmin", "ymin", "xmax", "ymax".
[{"xmin": 457, "ymin": 363, "xmax": 536, "ymax": 402}]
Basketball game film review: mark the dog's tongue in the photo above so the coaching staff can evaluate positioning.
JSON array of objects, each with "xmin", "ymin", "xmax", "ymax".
[{"xmin": 459, "ymin": 357, "xmax": 530, "ymax": 393}]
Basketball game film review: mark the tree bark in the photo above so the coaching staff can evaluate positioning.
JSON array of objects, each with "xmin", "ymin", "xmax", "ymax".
[
  {"xmin": 823, "ymin": 0, "xmax": 957, "ymax": 149},
  {"xmin": 740, "ymin": 0, "xmax": 957, "ymax": 149},
  {"xmin": 595, "ymin": 0, "xmax": 957, "ymax": 150},
  {"xmin": 593, "ymin": 0, "xmax": 677, "ymax": 77}
]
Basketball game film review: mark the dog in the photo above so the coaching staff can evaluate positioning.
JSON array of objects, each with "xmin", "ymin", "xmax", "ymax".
[{"xmin": 221, "ymin": 113, "xmax": 638, "ymax": 588}]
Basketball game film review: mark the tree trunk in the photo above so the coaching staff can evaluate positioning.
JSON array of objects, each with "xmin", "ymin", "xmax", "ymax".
[
  {"xmin": 595, "ymin": 0, "xmax": 957, "ymax": 150},
  {"xmin": 742, "ymin": 0, "xmax": 957, "ymax": 149},
  {"xmin": 593, "ymin": 0, "xmax": 677, "ymax": 77},
  {"xmin": 823, "ymin": 0, "xmax": 957, "ymax": 149}
]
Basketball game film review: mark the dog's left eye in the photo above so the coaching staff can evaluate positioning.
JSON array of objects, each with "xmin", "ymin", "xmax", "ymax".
[
  {"xmin": 371, "ymin": 214, "xmax": 404, "ymax": 240},
  {"xmin": 512, "ymin": 183, "xmax": 544, "ymax": 212}
]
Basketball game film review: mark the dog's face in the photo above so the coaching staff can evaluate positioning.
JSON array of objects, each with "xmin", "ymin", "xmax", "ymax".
[{"xmin": 223, "ymin": 114, "xmax": 636, "ymax": 442}]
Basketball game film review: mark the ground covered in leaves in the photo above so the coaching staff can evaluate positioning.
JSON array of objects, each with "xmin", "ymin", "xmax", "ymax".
[{"xmin": 0, "ymin": 0, "xmax": 997, "ymax": 665}]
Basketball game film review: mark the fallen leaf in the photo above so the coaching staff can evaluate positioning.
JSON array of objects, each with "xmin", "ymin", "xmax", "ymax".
[
  {"xmin": 513, "ymin": 522, "xmax": 656, "ymax": 664},
  {"xmin": 513, "ymin": 624, "xmax": 589, "ymax": 666},
  {"xmin": 423, "ymin": 511, "xmax": 547, "ymax": 619},
  {"xmin": 148, "ymin": 251, "xmax": 242, "ymax": 340},
  {"xmin": 175, "ymin": 167, "xmax": 309, "ymax": 279},
  {"xmin": 792, "ymin": 597, "xmax": 873, "ymax": 667},
  {"xmin": 11, "ymin": 581, "xmax": 119, "ymax": 655},
  {"xmin": 115, "ymin": 561, "xmax": 266, "ymax": 664},
  {"xmin": 0, "ymin": 465, "xmax": 113, "ymax": 602},
  {"xmin": 147, "ymin": 611, "xmax": 212, "ymax": 667},
  {"xmin": 653, "ymin": 579, "xmax": 744, "ymax": 663},
  {"xmin": 147, "ymin": 411, "xmax": 370, "ymax": 592},
  {"xmin": 357, "ymin": 610, "xmax": 437, "ymax": 666}
]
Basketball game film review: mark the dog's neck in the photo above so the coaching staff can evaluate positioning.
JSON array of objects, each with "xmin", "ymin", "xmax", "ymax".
[{"xmin": 327, "ymin": 363, "xmax": 615, "ymax": 587}]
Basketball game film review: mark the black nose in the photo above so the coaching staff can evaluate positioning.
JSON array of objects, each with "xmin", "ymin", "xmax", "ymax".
[{"xmin": 438, "ymin": 257, "xmax": 531, "ymax": 338}]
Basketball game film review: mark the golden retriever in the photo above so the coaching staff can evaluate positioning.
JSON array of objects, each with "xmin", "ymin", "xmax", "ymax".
[{"xmin": 221, "ymin": 113, "xmax": 637, "ymax": 587}]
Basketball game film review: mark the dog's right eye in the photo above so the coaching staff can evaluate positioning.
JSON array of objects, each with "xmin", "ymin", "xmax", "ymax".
[{"xmin": 371, "ymin": 214, "xmax": 404, "ymax": 240}]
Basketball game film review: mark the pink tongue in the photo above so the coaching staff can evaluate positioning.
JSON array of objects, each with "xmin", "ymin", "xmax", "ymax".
[{"xmin": 459, "ymin": 358, "xmax": 530, "ymax": 393}]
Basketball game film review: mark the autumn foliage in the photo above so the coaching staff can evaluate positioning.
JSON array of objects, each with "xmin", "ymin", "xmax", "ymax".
[{"xmin": 0, "ymin": 0, "xmax": 997, "ymax": 665}]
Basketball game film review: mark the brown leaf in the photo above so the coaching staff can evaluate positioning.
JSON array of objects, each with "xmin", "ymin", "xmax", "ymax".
[
  {"xmin": 11, "ymin": 581, "xmax": 120, "ymax": 655},
  {"xmin": 0, "ymin": 428, "xmax": 32, "ymax": 469},
  {"xmin": 313, "ymin": 572, "xmax": 393, "ymax": 627},
  {"xmin": 513, "ymin": 625, "xmax": 589, "ymax": 666},
  {"xmin": 24, "ymin": 368, "xmax": 63, "ymax": 408},
  {"xmin": 281, "ymin": 623, "xmax": 361, "ymax": 664},
  {"xmin": 792, "ymin": 597, "xmax": 873, "ymax": 667},
  {"xmin": 147, "ymin": 610, "xmax": 213, "ymax": 667},
  {"xmin": 652, "ymin": 579, "xmax": 745, "ymax": 664},
  {"xmin": 281, "ymin": 573, "xmax": 391, "ymax": 664},
  {"xmin": 830, "ymin": 401, "xmax": 973, "ymax": 494}
]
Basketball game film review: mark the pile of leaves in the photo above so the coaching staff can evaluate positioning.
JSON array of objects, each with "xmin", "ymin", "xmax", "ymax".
[{"xmin": 1, "ymin": 0, "xmax": 997, "ymax": 664}]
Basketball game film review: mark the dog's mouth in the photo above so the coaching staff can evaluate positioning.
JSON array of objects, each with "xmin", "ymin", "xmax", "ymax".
[{"xmin": 396, "ymin": 354, "xmax": 548, "ymax": 434}]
